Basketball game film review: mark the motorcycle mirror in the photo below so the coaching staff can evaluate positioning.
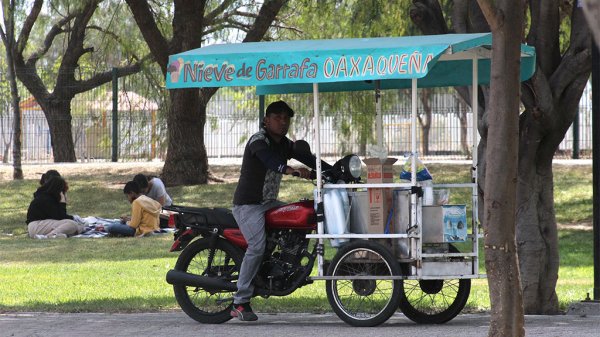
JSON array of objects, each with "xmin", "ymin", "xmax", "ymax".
[{"xmin": 293, "ymin": 140, "xmax": 311, "ymax": 155}]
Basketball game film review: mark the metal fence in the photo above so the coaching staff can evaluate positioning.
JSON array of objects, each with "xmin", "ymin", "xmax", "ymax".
[{"xmin": 0, "ymin": 69, "xmax": 593, "ymax": 163}]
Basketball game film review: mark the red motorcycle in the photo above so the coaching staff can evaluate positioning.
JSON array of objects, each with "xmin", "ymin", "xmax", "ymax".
[{"xmin": 164, "ymin": 141, "xmax": 365, "ymax": 324}]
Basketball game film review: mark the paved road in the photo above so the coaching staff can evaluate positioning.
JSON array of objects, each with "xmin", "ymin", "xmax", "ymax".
[{"xmin": 1, "ymin": 312, "xmax": 599, "ymax": 337}]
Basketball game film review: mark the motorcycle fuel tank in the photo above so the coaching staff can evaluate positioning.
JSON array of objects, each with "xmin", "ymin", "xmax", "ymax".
[{"xmin": 265, "ymin": 200, "xmax": 316, "ymax": 230}]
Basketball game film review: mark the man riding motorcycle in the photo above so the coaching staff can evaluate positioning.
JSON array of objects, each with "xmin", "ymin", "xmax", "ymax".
[{"xmin": 231, "ymin": 100, "xmax": 321, "ymax": 321}]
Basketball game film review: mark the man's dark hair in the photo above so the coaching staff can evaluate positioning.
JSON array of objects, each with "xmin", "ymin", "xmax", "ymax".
[
  {"xmin": 124, "ymin": 181, "xmax": 142, "ymax": 194},
  {"xmin": 40, "ymin": 169, "xmax": 61, "ymax": 185},
  {"xmin": 266, "ymin": 100, "xmax": 294, "ymax": 117},
  {"xmin": 133, "ymin": 174, "xmax": 149, "ymax": 189},
  {"xmin": 37, "ymin": 176, "xmax": 66, "ymax": 200}
]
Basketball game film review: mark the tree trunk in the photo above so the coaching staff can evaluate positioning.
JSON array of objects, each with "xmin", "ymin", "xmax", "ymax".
[
  {"xmin": 162, "ymin": 88, "xmax": 214, "ymax": 185},
  {"xmin": 477, "ymin": 0, "xmax": 525, "ymax": 335},
  {"xmin": 516, "ymin": 153, "xmax": 559, "ymax": 313},
  {"xmin": 1, "ymin": 0, "xmax": 23, "ymax": 179},
  {"xmin": 42, "ymin": 100, "xmax": 76, "ymax": 162},
  {"xmin": 8, "ymin": 57, "xmax": 23, "ymax": 179},
  {"xmin": 516, "ymin": 3, "xmax": 591, "ymax": 314}
]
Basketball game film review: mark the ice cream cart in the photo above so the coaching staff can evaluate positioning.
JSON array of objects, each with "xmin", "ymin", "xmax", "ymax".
[{"xmin": 166, "ymin": 32, "xmax": 536, "ymax": 326}]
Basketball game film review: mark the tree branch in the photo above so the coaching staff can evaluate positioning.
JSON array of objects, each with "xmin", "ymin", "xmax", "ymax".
[
  {"xmin": 243, "ymin": 0, "xmax": 287, "ymax": 42},
  {"xmin": 452, "ymin": 0, "xmax": 489, "ymax": 33},
  {"xmin": 476, "ymin": 0, "xmax": 501, "ymax": 30},
  {"xmin": 204, "ymin": 23, "xmax": 250, "ymax": 36},
  {"xmin": 26, "ymin": 14, "xmax": 76, "ymax": 67},
  {"xmin": 16, "ymin": 0, "xmax": 43, "ymax": 54},
  {"xmin": 204, "ymin": 0, "xmax": 236, "ymax": 25},
  {"xmin": 549, "ymin": 48, "xmax": 591, "ymax": 99},
  {"xmin": 56, "ymin": 1, "xmax": 99, "ymax": 87},
  {"xmin": 230, "ymin": 9, "xmax": 260, "ymax": 19},
  {"xmin": 125, "ymin": 0, "xmax": 171, "ymax": 71},
  {"xmin": 0, "ymin": 24, "xmax": 7, "ymax": 46},
  {"xmin": 76, "ymin": 62, "xmax": 142, "ymax": 94},
  {"xmin": 526, "ymin": 1, "xmax": 561, "ymax": 78},
  {"xmin": 452, "ymin": 0, "xmax": 469, "ymax": 33},
  {"xmin": 409, "ymin": 0, "xmax": 448, "ymax": 34},
  {"xmin": 549, "ymin": 4, "xmax": 591, "ymax": 103}
]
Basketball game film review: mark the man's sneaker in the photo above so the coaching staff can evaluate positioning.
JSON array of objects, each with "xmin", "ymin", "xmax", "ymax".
[{"xmin": 230, "ymin": 302, "xmax": 258, "ymax": 321}]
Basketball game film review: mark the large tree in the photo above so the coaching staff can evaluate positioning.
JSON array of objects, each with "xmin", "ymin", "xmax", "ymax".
[
  {"xmin": 410, "ymin": 0, "xmax": 591, "ymax": 314},
  {"xmin": 126, "ymin": 0, "xmax": 287, "ymax": 186},
  {"xmin": 8, "ymin": 0, "xmax": 143, "ymax": 162},
  {"xmin": 478, "ymin": 0, "xmax": 525, "ymax": 335}
]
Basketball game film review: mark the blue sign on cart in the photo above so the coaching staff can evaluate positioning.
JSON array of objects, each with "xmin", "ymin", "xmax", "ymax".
[{"xmin": 442, "ymin": 205, "xmax": 467, "ymax": 242}]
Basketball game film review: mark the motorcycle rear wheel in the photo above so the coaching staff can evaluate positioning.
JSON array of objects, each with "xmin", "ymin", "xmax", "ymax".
[
  {"xmin": 326, "ymin": 240, "xmax": 401, "ymax": 327},
  {"xmin": 173, "ymin": 237, "xmax": 243, "ymax": 324}
]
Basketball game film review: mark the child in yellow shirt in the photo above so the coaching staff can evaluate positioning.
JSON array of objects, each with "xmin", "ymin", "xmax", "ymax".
[{"xmin": 107, "ymin": 181, "xmax": 162, "ymax": 237}]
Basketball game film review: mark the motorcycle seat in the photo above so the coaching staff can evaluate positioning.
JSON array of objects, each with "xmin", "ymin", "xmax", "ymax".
[{"xmin": 164, "ymin": 205, "xmax": 238, "ymax": 229}]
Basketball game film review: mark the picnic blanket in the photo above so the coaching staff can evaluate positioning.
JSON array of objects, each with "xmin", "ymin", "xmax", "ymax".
[{"xmin": 71, "ymin": 216, "xmax": 174, "ymax": 238}]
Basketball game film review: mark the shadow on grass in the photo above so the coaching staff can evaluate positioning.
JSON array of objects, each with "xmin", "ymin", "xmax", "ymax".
[{"xmin": 0, "ymin": 236, "xmax": 177, "ymax": 263}]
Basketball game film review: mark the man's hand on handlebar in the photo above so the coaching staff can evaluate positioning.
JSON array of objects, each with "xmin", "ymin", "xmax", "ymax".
[{"xmin": 288, "ymin": 167, "xmax": 312, "ymax": 180}]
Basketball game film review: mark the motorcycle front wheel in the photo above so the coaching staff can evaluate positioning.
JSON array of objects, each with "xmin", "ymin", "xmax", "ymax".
[
  {"xmin": 173, "ymin": 237, "xmax": 243, "ymax": 324},
  {"xmin": 326, "ymin": 240, "xmax": 401, "ymax": 327},
  {"xmin": 398, "ymin": 245, "xmax": 471, "ymax": 324}
]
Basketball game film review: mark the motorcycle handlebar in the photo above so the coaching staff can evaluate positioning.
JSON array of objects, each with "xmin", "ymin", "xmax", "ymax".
[{"xmin": 291, "ymin": 170, "xmax": 317, "ymax": 180}]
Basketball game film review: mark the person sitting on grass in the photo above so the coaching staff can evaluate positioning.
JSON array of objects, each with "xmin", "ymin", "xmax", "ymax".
[
  {"xmin": 26, "ymin": 176, "xmax": 84, "ymax": 239},
  {"xmin": 106, "ymin": 181, "xmax": 161, "ymax": 237},
  {"xmin": 39, "ymin": 170, "xmax": 70, "ymax": 204},
  {"xmin": 133, "ymin": 173, "xmax": 172, "ymax": 207},
  {"xmin": 133, "ymin": 173, "xmax": 173, "ymax": 228},
  {"xmin": 39, "ymin": 169, "xmax": 61, "ymax": 186}
]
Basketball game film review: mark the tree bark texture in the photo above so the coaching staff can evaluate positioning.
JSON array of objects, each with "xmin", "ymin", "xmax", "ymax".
[
  {"xmin": 127, "ymin": 0, "xmax": 287, "ymax": 185},
  {"xmin": 162, "ymin": 89, "xmax": 209, "ymax": 185},
  {"xmin": 477, "ymin": 1, "xmax": 526, "ymax": 335},
  {"xmin": 411, "ymin": 0, "xmax": 592, "ymax": 314},
  {"xmin": 517, "ymin": 2, "xmax": 591, "ymax": 314}
]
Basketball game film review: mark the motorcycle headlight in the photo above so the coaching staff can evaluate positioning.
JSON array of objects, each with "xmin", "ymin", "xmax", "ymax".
[{"xmin": 347, "ymin": 155, "xmax": 362, "ymax": 179}]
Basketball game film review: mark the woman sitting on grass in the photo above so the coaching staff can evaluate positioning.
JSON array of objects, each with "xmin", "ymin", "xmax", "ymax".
[
  {"xmin": 106, "ymin": 181, "xmax": 161, "ymax": 237},
  {"xmin": 39, "ymin": 169, "xmax": 61, "ymax": 186},
  {"xmin": 26, "ymin": 176, "xmax": 84, "ymax": 239}
]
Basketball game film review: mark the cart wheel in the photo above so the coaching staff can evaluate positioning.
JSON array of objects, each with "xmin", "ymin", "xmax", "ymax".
[
  {"xmin": 326, "ymin": 240, "xmax": 401, "ymax": 327},
  {"xmin": 398, "ymin": 245, "xmax": 471, "ymax": 324}
]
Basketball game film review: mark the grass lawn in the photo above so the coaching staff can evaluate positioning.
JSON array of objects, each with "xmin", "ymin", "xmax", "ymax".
[{"xmin": 0, "ymin": 162, "xmax": 594, "ymax": 313}]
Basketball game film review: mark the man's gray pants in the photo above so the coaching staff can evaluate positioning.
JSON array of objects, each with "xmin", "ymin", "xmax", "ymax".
[{"xmin": 232, "ymin": 201, "xmax": 282, "ymax": 304}]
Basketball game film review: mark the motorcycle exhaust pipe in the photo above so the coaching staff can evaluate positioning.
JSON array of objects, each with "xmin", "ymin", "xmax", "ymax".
[{"xmin": 166, "ymin": 270, "xmax": 237, "ymax": 291}]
